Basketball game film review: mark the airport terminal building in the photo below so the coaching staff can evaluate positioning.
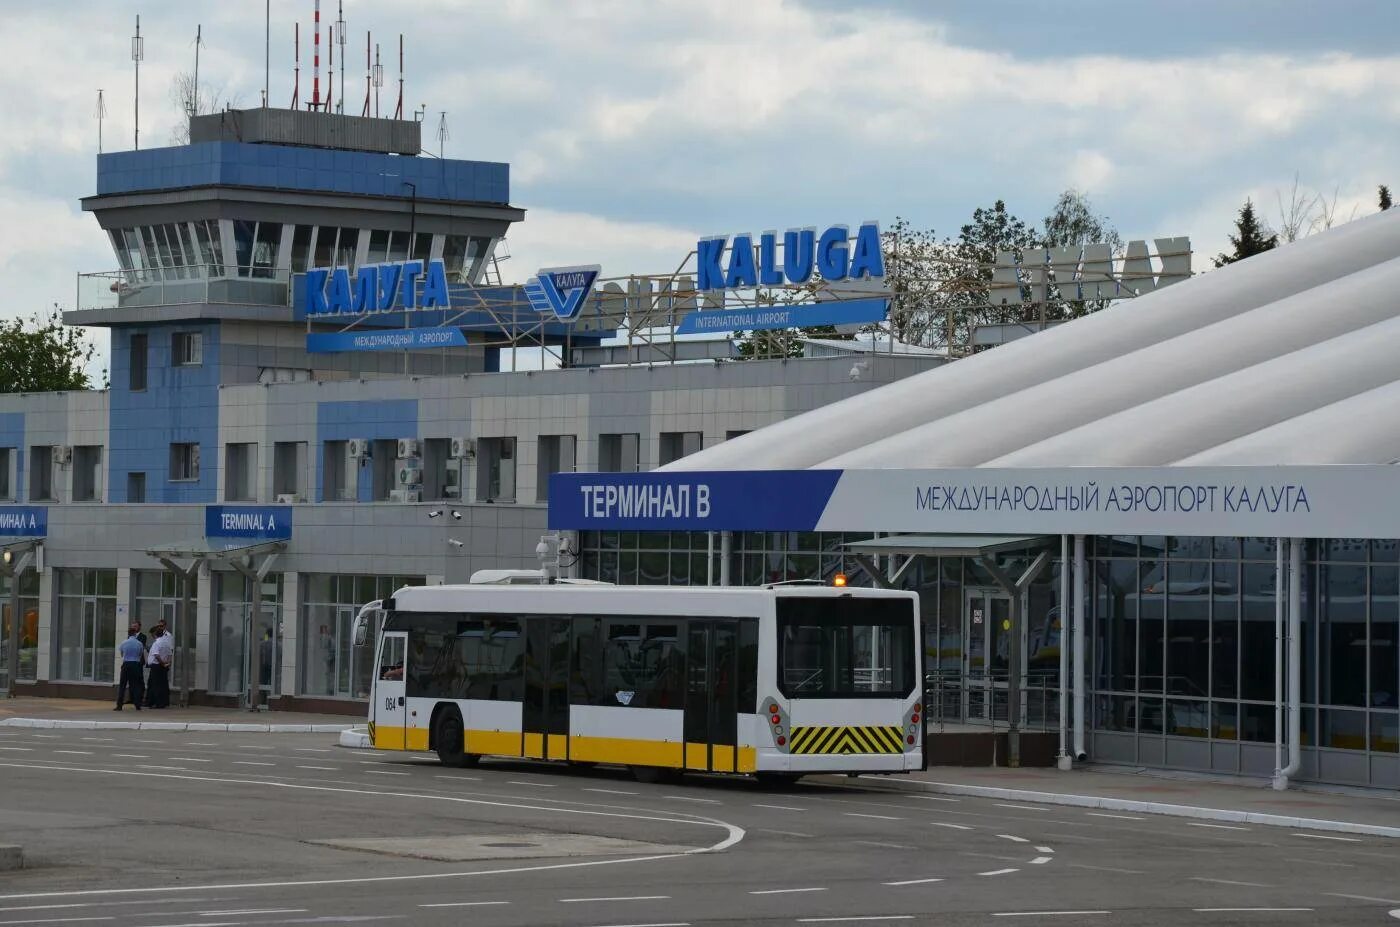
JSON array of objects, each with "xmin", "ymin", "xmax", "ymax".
[{"xmin": 2, "ymin": 106, "xmax": 1399, "ymax": 791}]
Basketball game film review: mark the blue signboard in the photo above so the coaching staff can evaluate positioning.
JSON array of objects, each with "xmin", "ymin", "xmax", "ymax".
[
  {"xmin": 0, "ymin": 506, "xmax": 47, "ymax": 538},
  {"xmin": 525, "ymin": 265, "xmax": 601, "ymax": 320},
  {"xmin": 205, "ymin": 505, "xmax": 293, "ymax": 542},
  {"xmin": 305, "ymin": 259, "xmax": 451, "ymax": 316},
  {"xmin": 675, "ymin": 297, "xmax": 889, "ymax": 335},
  {"xmin": 697, "ymin": 222, "xmax": 885, "ymax": 291},
  {"xmin": 306, "ymin": 326, "xmax": 469, "ymax": 354},
  {"xmin": 548, "ymin": 471, "xmax": 839, "ymax": 532}
]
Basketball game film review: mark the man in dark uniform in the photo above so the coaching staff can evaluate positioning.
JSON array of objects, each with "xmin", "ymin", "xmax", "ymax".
[{"xmin": 114, "ymin": 625, "xmax": 145, "ymax": 710}]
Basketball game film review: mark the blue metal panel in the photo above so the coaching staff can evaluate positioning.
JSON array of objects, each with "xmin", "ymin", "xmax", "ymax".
[
  {"xmin": 96, "ymin": 142, "xmax": 511, "ymax": 205},
  {"xmin": 108, "ymin": 324, "xmax": 220, "ymax": 504},
  {"xmin": 313, "ymin": 399, "xmax": 419, "ymax": 503},
  {"xmin": 0, "ymin": 412, "xmax": 24, "ymax": 500}
]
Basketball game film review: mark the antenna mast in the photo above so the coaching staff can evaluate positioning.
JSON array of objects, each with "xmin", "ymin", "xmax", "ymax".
[
  {"xmin": 335, "ymin": 0, "xmax": 346, "ymax": 113},
  {"xmin": 362, "ymin": 31, "xmax": 371, "ymax": 117},
  {"xmin": 373, "ymin": 42, "xmax": 383, "ymax": 118},
  {"xmin": 311, "ymin": 0, "xmax": 321, "ymax": 110},
  {"xmin": 191, "ymin": 24, "xmax": 203, "ymax": 119},
  {"xmin": 327, "ymin": 24, "xmax": 334, "ymax": 114},
  {"xmin": 95, "ymin": 89, "xmax": 107, "ymax": 154},
  {"xmin": 437, "ymin": 111, "xmax": 448, "ymax": 159},
  {"xmin": 394, "ymin": 34, "xmax": 404, "ymax": 119},
  {"xmin": 131, "ymin": 15, "xmax": 143, "ymax": 150},
  {"xmin": 264, "ymin": 0, "xmax": 270, "ymax": 106},
  {"xmin": 291, "ymin": 22, "xmax": 300, "ymax": 109}
]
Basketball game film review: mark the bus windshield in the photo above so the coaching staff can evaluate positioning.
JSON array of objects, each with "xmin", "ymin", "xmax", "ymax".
[{"xmin": 777, "ymin": 597, "xmax": 915, "ymax": 699}]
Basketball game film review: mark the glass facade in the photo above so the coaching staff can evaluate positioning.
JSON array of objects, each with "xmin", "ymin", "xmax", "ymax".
[
  {"xmin": 0, "ymin": 570, "xmax": 40, "ymax": 686},
  {"xmin": 300, "ymin": 574, "xmax": 423, "ymax": 699},
  {"xmin": 580, "ymin": 531, "xmax": 1400, "ymax": 785},
  {"xmin": 53, "ymin": 569, "xmax": 118, "ymax": 683},
  {"xmin": 213, "ymin": 572, "xmax": 283, "ymax": 697}
]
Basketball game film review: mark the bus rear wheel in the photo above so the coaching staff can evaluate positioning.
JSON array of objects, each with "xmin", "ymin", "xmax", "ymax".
[{"xmin": 433, "ymin": 708, "xmax": 479, "ymax": 768}]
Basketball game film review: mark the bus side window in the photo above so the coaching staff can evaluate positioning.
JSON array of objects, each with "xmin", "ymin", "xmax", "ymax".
[{"xmin": 379, "ymin": 636, "xmax": 405, "ymax": 681}]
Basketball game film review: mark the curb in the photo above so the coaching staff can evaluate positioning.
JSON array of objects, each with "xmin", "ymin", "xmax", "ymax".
[
  {"xmin": 0, "ymin": 718, "xmax": 353, "ymax": 734},
  {"xmin": 854, "ymin": 775, "xmax": 1400, "ymax": 840},
  {"xmin": 339, "ymin": 727, "xmax": 371, "ymax": 749}
]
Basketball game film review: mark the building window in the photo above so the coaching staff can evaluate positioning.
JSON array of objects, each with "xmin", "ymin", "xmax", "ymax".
[
  {"xmin": 131, "ymin": 570, "xmax": 181, "ymax": 641},
  {"xmin": 225, "ymin": 443, "xmax": 257, "ymax": 502},
  {"xmin": 172, "ymin": 331, "xmax": 203, "ymax": 366},
  {"xmin": 28, "ymin": 447, "xmax": 53, "ymax": 501},
  {"xmin": 420, "ymin": 438, "xmax": 459, "ymax": 502},
  {"xmin": 300, "ymin": 574, "xmax": 423, "ymax": 698},
  {"xmin": 54, "ymin": 569, "xmax": 118, "ymax": 683},
  {"xmin": 129, "ymin": 333, "xmax": 148, "ymax": 391},
  {"xmin": 726, "ymin": 429, "xmax": 750, "ymax": 440},
  {"xmin": 659, "ymin": 431, "xmax": 703, "ymax": 467},
  {"xmin": 536, "ymin": 435, "xmax": 577, "ymax": 503},
  {"xmin": 213, "ymin": 573, "xmax": 283, "ymax": 696},
  {"xmin": 1, "ymin": 570, "xmax": 41, "ymax": 682},
  {"xmin": 598, "ymin": 433, "xmax": 640, "ymax": 473},
  {"xmin": 0, "ymin": 447, "xmax": 12, "ymax": 501},
  {"xmin": 170, "ymin": 443, "xmax": 200, "ymax": 482},
  {"xmin": 127, "ymin": 472, "xmax": 146, "ymax": 503},
  {"xmin": 290, "ymin": 224, "xmax": 315, "ymax": 274},
  {"xmin": 72, "ymin": 446, "xmax": 103, "ymax": 502},
  {"xmin": 322, "ymin": 441, "xmax": 351, "ymax": 501},
  {"xmin": 371, "ymin": 439, "xmax": 397, "ymax": 501},
  {"xmin": 476, "ymin": 437, "xmax": 516, "ymax": 503},
  {"xmin": 273, "ymin": 441, "xmax": 306, "ymax": 501}
]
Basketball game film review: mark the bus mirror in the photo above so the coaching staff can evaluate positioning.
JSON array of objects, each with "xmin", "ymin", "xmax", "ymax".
[{"xmin": 352, "ymin": 615, "xmax": 368, "ymax": 647}]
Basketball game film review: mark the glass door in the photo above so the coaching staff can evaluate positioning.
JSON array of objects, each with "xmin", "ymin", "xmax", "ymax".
[
  {"xmin": 81, "ymin": 599, "xmax": 99, "ymax": 681},
  {"xmin": 963, "ymin": 590, "xmax": 1012, "ymax": 723},
  {"xmin": 522, "ymin": 618, "xmax": 571, "ymax": 760},
  {"xmin": 684, "ymin": 619, "xmax": 740, "ymax": 772}
]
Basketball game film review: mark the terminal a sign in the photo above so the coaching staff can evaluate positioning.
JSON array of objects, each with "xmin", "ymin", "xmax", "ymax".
[
  {"xmin": 305, "ymin": 259, "xmax": 451, "ymax": 316},
  {"xmin": 205, "ymin": 505, "xmax": 293, "ymax": 542},
  {"xmin": 0, "ymin": 506, "xmax": 46, "ymax": 538}
]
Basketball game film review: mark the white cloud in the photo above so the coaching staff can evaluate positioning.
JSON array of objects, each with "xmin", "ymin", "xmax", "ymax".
[{"xmin": 499, "ymin": 209, "xmax": 699, "ymax": 282}]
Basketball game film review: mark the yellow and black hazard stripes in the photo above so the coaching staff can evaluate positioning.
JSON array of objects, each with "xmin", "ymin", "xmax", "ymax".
[{"xmin": 788, "ymin": 724, "xmax": 905, "ymax": 755}]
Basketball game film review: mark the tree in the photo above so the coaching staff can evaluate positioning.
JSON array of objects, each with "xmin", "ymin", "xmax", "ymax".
[
  {"xmin": 168, "ymin": 72, "xmax": 239, "ymax": 144},
  {"xmin": 1040, "ymin": 189, "xmax": 1122, "ymax": 319},
  {"xmin": 1214, "ymin": 199, "xmax": 1278, "ymax": 267},
  {"xmin": 0, "ymin": 308, "xmax": 96, "ymax": 393},
  {"xmin": 1380, "ymin": 185, "xmax": 1392, "ymax": 211}
]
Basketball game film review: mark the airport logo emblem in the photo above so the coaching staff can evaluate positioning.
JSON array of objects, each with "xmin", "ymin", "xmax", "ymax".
[{"xmin": 524, "ymin": 265, "xmax": 600, "ymax": 320}]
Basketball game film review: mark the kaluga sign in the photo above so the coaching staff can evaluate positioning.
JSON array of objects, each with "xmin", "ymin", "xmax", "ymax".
[{"xmin": 695, "ymin": 221, "xmax": 885, "ymax": 291}]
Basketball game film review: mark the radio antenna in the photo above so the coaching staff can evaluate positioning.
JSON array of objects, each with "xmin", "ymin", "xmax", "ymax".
[
  {"xmin": 131, "ymin": 15, "xmax": 143, "ymax": 150},
  {"xmin": 361, "ymin": 31, "xmax": 371, "ymax": 117},
  {"xmin": 436, "ymin": 111, "xmax": 448, "ymax": 159},
  {"xmin": 394, "ymin": 34, "xmax": 404, "ymax": 119},
  {"xmin": 191, "ymin": 24, "xmax": 203, "ymax": 118},
  {"xmin": 291, "ymin": 22, "xmax": 300, "ymax": 109},
  {"xmin": 95, "ymin": 89, "xmax": 107, "ymax": 154},
  {"xmin": 334, "ymin": 0, "xmax": 346, "ymax": 113},
  {"xmin": 372, "ymin": 42, "xmax": 383, "ymax": 118},
  {"xmin": 311, "ymin": 0, "xmax": 321, "ymax": 110}
]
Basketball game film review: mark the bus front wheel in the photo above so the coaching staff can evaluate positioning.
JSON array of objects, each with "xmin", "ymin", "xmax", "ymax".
[{"xmin": 433, "ymin": 707, "xmax": 479, "ymax": 768}]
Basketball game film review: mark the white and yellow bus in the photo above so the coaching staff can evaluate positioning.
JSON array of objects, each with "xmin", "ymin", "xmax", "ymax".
[{"xmin": 357, "ymin": 581, "xmax": 923, "ymax": 782}]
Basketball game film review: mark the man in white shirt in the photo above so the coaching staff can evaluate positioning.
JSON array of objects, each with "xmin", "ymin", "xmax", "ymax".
[{"xmin": 145, "ymin": 624, "xmax": 174, "ymax": 709}]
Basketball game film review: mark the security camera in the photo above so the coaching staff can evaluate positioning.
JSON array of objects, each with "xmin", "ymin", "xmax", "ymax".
[
  {"xmin": 427, "ymin": 510, "xmax": 443, "ymax": 518},
  {"xmin": 447, "ymin": 538, "xmax": 464, "ymax": 549},
  {"xmin": 1075, "ymin": 751, "xmax": 1087, "ymax": 762},
  {"xmin": 535, "ymin": 539, "xmax": 552, "ymax": 562},
  {"xmin": 450, "ymin": 510, "xmax": 463, "ymax": 520}
]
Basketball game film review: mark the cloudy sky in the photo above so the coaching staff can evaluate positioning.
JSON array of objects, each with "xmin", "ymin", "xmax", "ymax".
[{"xmin": 2, "ymin": 0, "xmax": 1398, "ymax": 369}]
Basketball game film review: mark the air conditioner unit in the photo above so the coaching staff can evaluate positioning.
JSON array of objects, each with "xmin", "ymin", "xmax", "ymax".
[
  {"xmin": 347, "ymin": 438, "xmax": 369, "ymax": 459},
  {"xmin": 397, "ymin": 438, "xmax": 420, "ymax": 459},
  {"xmin": 397, "ymin": 466, "xmax": 423, "ymax": 486},
  {"xmin": 275, "ymin": 493, "xmax": 303, "ymax": 504},
  {"xmin": 450, "ymin": 437, "xmax": 474, "ymax": 459},
  {"xmin": 53, "ymin": 445, "xmax": 72, "ymax": 465},
  {"xmin": 388, "ymin": 488, "xmax": 422, "ymax": 503}
]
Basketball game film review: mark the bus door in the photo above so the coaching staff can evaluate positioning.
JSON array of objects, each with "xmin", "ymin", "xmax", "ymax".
[
  {"xmin": 685, "ymin": 619, "xmax": 739, "ymax": 772},
  {"xmin": 523, "ymin": 618, "xmax": 571, "ymax": 760},
  {"xmin": 373, "ymin": 631, "xmax": 407, "ymax": 750}
]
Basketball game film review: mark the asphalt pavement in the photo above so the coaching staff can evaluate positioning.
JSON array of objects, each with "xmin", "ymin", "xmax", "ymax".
[{"xmin": 0, "ymin": 727, "xmax": 1397, "ymax": 926}]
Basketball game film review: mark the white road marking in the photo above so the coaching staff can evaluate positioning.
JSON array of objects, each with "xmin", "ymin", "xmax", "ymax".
[
  {"xmin": 199, "ymin": 909, "xmax": 307, "ymax": 916},
  {"xmin": 752, "ymin": 803, "xmax": 805, "ymax": 811},
  {"xmin": 1193, "ymin": 908, "xmax": 1312, "ymax": 913},
  {"xmin": 297, "ymin": 766, "xmax": 337, "ymax": 771},
  {"xmin": 1029, "ymin": 857, "xmax": 1053, "ymax": 865},
  {"xmin": 978, "ymin": 869, "xmax": 1020, "ymax": 877},
  {"xmin": 364, "ymin": 770, "xmax": 410, "ymax": 776},
  {"xmin": 136, "ymin": 765, "xmax": 189, "ymax": 772},
  {"xmin": 0, "ymin": 899, "xmax": 229, "ymax": 913},
  {"xmin": 134, "ymin": 739, "xmax": 167, "ymax": 744},
  {"xmin": 585, "ymin": 788, "xmax": 641, "ymax": 796},
  {"xmin": 994, "ymin": 804, "xmax": 1049, "ymax": 812},
  {"xmin": 844, "ymin": 812, "xmax": 901, "ymax": 821},
  {"xmin": 238, "ymin": 744, "xmax": 276, "ymax": 750},
  {"xmin": 507, "ymin": 780, "xmax": 557, "ymax": 788},
  {"xmin": 1189, "ymin": 878, "xmax": 1271, "ymax": 888},
  {"xmin": 1292, "ymin": 832, "xmax": 1361, "ymax": 842},
  {"xmin": 667, "ymin": 796, "xmax": 721, "ymax": 804},
  {"xmin": 1086, "ymin": 812, "xmax": 1143, "ymax": 821},
  {"xmin": 559, "ymin": 896, "xmax": 670, "ymax": 903},
  {"xmin": 233, "ymin": 761, "xmax": 275, "ymax": 767},
  {"xmin": 797, "ymin": 918, "xmax": 914, "ymax": 924},
  {"xmin": 0, "ymin": 759, "xmax": 746, "ymax": 901},
  {"xmin": 991, "ymin": 912, "xmax": 1109, "ymax": 918},
  {"xmin": 186, "ymin": 743, "xmax": 218, "ymax": 747},
  {"xmin": 1283, "ymin": 857, "xmax": 1353, "ymax": 868},
  {"xmin": 0, "ymin": 747, "xmax": 33, "ymax": 752},
  {"xmin": 51, "ymin": 751, "xmax": 93, "ymax": 755},
  {"xmin": 1035, "ymin": 846, "xmax": 1054, "ymax": 854},
  {"xmin": 749, "ymin": 887, "xmax": 827, "ymax": 895},
  {"xmin": 433, "ymin": 775, "xmax": 481, "ymax": 782},
  {"xmin": 1068, "ymin": 864, "xmax": 1145, "ymax": 875},
  {"xmin": 585, "ymin": 923, "xmax": 689, "ymax": 927},
  {"xmin": 1328, "ymin": 893, "xmax": 1400, "ymax": 905},
  {"xmin": 112, "ymin": 754, "xmax": 149, "ymax": 759},
  {"xmin": 0, "ymin": 918, "xmax": 114, "ymax": 925},
  {"xmin": 910, "ymin": 795, "xmax": 959, "ymax": 802},
  {"xmin": 168, "ymin": 757, "xmax": 212, "ymax": 763},
  {"xmin": 854, "ymin": 841, "xmax": 915, "ymax": 850},
  {"xmin": 1187, "ymin": 822, "xmax": 1248, "ymax": 831},
  {"xmin": 882, "ymin": 878, "xmax": 944, "ymax": 886},
  {"xmin": 419, "ymin": 901, "xmax": 510, "ymax": 908},
  {"xmin": 79, "ymin": 737, "xmax": 114, "ymax": 743},
  {"xmin": 29, "ymin": 735, "xmax": 59, "ymax": 739},
  {"xmin": 996, "ymin": 834, "xmax": 1029, "ymax": 843},
  {"xmin": 295, "ymin": 748, "xmax": 332, "ymax": 753},
  {"xmin": 928, "ymin": 822, "xmax": 972, "ymax": 831},
  {"xmin": 756, "ymin": 829, "xmax": 814, "ymax": 838}
]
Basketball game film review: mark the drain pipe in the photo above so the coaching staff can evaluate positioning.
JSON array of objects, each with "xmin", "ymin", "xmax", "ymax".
[
  {"xmin": 1272, "ymin": 538, "xmax": 1285, "ymax": 788},
  {"xmin": 1057, "ymin": 535, "xmax": 1071, "ymax": 770},
  {"xmin": 1072, "ymin": 534, "xmax": 1087, "ymax": 762},
  {"xmin": 719, "ymin": 530, "xmax": 732, "ymax": 586},
  {"xmin": 1279, "ymin": 538, "xmax": 1304, "ymax": 787}
]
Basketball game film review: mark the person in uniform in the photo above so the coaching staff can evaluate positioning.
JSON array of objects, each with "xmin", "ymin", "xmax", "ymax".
[
  {"xmin": 114, "ymin": 625, "xmax": 145, "ymax": 710},
  {"xmin": 145, "ymin": 624, "xmax": 173, "ymax": 709}
]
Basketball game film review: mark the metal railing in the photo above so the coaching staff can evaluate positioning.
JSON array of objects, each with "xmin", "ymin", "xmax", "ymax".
[
  {"xmin": 924, "ymin": 669, "xmax": 1062, "ymax": 732},
  {"xmin": 76, "ymin": 265, "xmax": 291, "ymax": 312}
]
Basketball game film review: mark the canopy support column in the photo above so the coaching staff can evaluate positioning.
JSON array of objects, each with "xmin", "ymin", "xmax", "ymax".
[{"xmin": 978, "ymin": 550, "xmax": 1051, "ymax": 769}]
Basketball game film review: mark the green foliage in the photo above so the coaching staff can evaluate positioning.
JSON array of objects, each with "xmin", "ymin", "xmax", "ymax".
[
  {"xmin": 1381, "ymin": 185, "xmax": 1393, "ymax": 211},
  {"xmin": 1041, "ymin": 189, "xmax": 1122, "ymax": 252},
  {"xmin": 0, "ymin": 308, "xmax": 96, "ymax": 393},
  {"xmin": 1214, "ymin": 198, "xmax": 1278, "ymax": 267}
]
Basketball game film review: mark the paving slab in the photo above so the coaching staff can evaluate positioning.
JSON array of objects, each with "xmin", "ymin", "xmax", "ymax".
[{"xmin": 0, "ymin": 696, "xmax": 357, "ymax": 733}]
